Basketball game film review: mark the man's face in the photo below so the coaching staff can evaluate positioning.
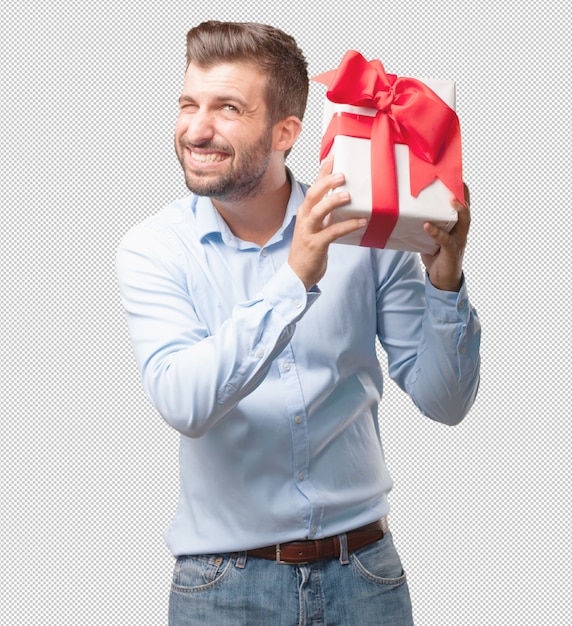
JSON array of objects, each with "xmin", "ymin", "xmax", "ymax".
[{"xmin": 175, "ymin": 62, "xmax": 275, "ymax": 201}]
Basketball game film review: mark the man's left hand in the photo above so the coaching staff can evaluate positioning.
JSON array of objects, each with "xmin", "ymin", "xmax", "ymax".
[{"xmin": 420, "ymin": 183, "xmax": 471, "ymax": 292}]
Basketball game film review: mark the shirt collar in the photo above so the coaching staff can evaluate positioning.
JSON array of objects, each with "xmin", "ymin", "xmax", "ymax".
[{"xmin": 192, "ymin": 169, "xmax": 307, "ymax": 248}]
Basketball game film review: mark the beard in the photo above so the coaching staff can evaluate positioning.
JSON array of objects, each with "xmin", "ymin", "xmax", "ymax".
[{"xmin": 177, "ymin": 127, "xmax": 274, "ymax": 202}]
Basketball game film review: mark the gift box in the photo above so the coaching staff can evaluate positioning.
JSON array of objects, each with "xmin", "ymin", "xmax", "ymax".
[{"xmin": 313, "ymin": 51, "xmax": 465, "ymax": 255}]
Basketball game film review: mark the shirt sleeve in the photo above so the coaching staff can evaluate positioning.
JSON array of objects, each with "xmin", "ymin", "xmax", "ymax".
[
  {"xmin": 376, "ymin": 252, "xmax": 481, "ymax": 425},
  {"xmin": 116, "ymin": 224, "xmax": 318, "ymax": 438}
]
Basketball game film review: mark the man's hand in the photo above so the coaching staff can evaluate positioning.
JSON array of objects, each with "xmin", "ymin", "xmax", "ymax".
[
  {"xmin": 420, "ymin": 184, "xmax": 471, "ymax": 292},
  {"xmin": 289, "ymin": 156, "xmax": 367, "ymax": 290}
]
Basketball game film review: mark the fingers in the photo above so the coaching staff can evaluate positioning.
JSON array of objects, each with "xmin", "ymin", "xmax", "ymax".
[
  {"xmin": 298, "ymin": 157, "xmax": 357, "ymax": 238},
  {"xmin": 289, "ymin": 157, "xmax": 367, "ymax": 289},
  {"xmin": 463, "ymin": 183, "xmax": 470, "ymax": 208},
  {"xmin": 304, "ymin": 183, "xmax": 366, "ymax": 245},
  {"xmin": 302, "ymin": 156, "xmax": 347, "ymax": 220},
  {"xmin": 449, "ymin": 182, "xmax": 471, "ymax": 236},
  {"xmin": 423, "ymin": 183, "xmax": 471, "ymax": 250}
]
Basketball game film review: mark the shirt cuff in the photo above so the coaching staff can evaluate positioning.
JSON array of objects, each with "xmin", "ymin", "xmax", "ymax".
[
  {"xmin": 425, "ymin": 272, "xmax": 471, "ymax": 323},
  {"xmin": 260, "ymin": 263, "xmax": 320, "ymax": 324}
]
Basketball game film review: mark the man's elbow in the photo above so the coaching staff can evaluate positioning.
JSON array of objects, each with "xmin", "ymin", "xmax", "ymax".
[{"xmin": 423, "ymin": 377, "xmax": 480, "ymax": 426}]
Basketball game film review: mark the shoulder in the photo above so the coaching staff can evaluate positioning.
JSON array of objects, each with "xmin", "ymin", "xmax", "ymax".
[{"xmin": 117, "ymin": 195, "xmax": 198, "ymax": 256}]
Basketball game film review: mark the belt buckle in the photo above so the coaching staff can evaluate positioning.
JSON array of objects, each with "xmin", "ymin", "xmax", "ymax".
[
  {"xmin": 275, "ymin": 543, "xmax": 286, "ymax": 564},
  {"xmin": 275, "ymin": 543, "xmax": 310, "ymax": 565}
]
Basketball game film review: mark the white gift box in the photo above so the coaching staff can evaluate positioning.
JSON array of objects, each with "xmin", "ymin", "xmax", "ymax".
[{"xmin": 322, "ymin": 77, "xmax": 459, "ymax": 255}]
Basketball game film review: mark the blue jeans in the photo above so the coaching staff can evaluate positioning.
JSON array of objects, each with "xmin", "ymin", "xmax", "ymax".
[{"xmin": 168, "ymin": 531, "xmax": 414, "ymax": 625}]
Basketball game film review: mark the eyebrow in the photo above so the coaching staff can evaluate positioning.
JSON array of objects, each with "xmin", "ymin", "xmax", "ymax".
[{"xmin": 178, "ymin": 94, "xmax": 248, "ymax": 108}]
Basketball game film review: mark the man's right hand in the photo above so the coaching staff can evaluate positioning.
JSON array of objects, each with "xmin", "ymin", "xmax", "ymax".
[{"xmin": 288, "ymin": 155, "xmax": 367, "ymax": 291}]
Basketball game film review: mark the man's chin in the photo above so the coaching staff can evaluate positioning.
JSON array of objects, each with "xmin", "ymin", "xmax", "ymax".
[{"xmin": 184, "ymin": 173, "xmax": 232, "ymax": 199}]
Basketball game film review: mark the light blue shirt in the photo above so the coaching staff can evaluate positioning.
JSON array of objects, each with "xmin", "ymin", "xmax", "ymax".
[{"xmin": 116, "ymin": 177, "xmax": 480, "ymax": 556}]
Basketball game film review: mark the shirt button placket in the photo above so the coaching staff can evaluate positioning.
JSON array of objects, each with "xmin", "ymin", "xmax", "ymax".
[
  {"xmin": 257, "ymin": 247, "xmax": 274, "ymax": 287},
  {"xmin": 274, "ymin": 295, "xmax": 313, "ymax": 531}
]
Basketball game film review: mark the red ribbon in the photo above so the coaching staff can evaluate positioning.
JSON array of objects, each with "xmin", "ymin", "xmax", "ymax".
[{"xmin": 313, "ymin": 51, "xmax": 464, "ymax": 248}]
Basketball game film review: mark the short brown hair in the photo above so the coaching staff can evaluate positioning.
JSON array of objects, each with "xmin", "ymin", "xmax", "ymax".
[{"xmin": 185, "ymin": 21, "xmax": 309, "ymax": 125}]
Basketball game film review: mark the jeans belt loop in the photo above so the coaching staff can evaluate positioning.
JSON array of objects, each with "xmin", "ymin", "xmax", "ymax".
[
  {"xmin": 338, "ymin": 532, "xmax": 350, "ymax": 565},
  {"xmin": 235, "ymin": 551, "xmax": 247, "ymax": 569}
]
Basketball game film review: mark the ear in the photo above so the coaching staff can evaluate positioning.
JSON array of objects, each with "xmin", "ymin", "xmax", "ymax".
[{"xmin": 272, "ymin": 116, "xmax": 302, "ymax": 153}]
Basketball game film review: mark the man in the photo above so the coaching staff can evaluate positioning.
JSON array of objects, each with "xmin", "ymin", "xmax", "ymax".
[{"xmin": 116, "ymin": 20, "xmax": 480, "ymax": 626}]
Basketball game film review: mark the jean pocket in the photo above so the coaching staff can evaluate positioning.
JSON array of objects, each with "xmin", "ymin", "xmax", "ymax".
[
  {"xmin": 171, "ymin": 554, "xmax": 233, "ymax": 593},
  {"xmin": 351, "ymin": 531, "xmax": 407, "ymax": 585}
]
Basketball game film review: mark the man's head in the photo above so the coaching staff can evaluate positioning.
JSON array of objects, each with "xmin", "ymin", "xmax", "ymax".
[
  {"xmin": 175, "ymin": 22, "xmax": 308, "ymax": 202},
  {"xmin": 185, "ymin": 21, "xmax": 309, "ymax": 127}
]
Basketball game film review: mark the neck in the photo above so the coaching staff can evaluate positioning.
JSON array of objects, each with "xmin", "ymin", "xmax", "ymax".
[{"xmin": 213, "ymin": 165, "xmax": 292, "ymax": 247}]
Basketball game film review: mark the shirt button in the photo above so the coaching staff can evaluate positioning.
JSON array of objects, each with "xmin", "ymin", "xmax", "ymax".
[
  {"xmin": 311, "ymin": 526, "xmax": 317, "ymax": 534},
  {"xmin": 261, "ymin": 249, "xmax": 268, "ymax": 257},
  {"xmin": 458, "ymin": 300, "xmax": 466, "ymax": 310},
  {"xmin": 460, "ymin": 346, "xmax": 467, "ymax": 354},
  {"xmin": 294, "ymin": 415, "xmax": 302, "ymax": 424},
  {"xmin": 293, "ymin": 299, "xmax": 301, "ymax": 308},
  {"xmin": 298, "ymin": 472, "xmax": 305, "ymax": 480},
  {"xmin": 283, "ymin": 362, "xmax": 292, "ymax": 372},
  {"xmin": 255, "ymin": 349, "xmax": 264, "ymax": 358}
]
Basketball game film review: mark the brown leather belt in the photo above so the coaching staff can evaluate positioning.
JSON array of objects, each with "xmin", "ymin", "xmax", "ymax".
[{"xmin": 246, "ymin": 518, "xmax": 388, "ymax": 564}]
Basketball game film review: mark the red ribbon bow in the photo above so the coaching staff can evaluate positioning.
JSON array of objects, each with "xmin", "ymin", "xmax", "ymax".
[{"xmin": 313, "ymin": 51, "xmax": 464, "ymax": 248}]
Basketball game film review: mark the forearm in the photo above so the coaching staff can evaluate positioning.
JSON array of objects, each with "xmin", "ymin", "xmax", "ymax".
[
  {"xmin": 377, "ymin": 250, "xmax": 481, "ymax": 426},
  {"xmin": 139, "ymin": 297, "xmax": 296, "ymax": 436},
  {"xmin": 118, "ymin": 243, "xmax": 315, "ymax": 437},
  {"xmin": 403, "ymin": 277, "xmax": 481, "ymax": 425}
]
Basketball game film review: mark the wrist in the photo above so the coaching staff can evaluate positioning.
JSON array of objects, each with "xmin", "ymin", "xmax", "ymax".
[{"xmin": 427, "ymin": 271, "xmax": 462, "ymax": 292}]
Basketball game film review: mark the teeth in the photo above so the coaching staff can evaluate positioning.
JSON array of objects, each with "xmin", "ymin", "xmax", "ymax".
[{"xmin": 191, "ymin": 151, "xmax": 226, "ymax": 163}]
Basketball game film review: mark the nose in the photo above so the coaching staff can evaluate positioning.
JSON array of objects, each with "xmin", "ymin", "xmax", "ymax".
[{"xmin": 182, "ymin": 107, "xmax": 215, "ymax": 145}]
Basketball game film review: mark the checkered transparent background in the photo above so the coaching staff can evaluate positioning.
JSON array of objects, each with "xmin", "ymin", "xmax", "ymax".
[{"xmin": 2, "ymin": 1, "xmax": 570, "ymax": 625}]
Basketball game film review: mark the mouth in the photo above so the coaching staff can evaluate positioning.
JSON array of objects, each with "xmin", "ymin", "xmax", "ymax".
[
  {"xmin": 189, "ymin": 150, "xmax": 227, "ymax": 163},
  {"xmin": 185, "ymin": 145, "xmax": 231, "ymax": 169}
]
